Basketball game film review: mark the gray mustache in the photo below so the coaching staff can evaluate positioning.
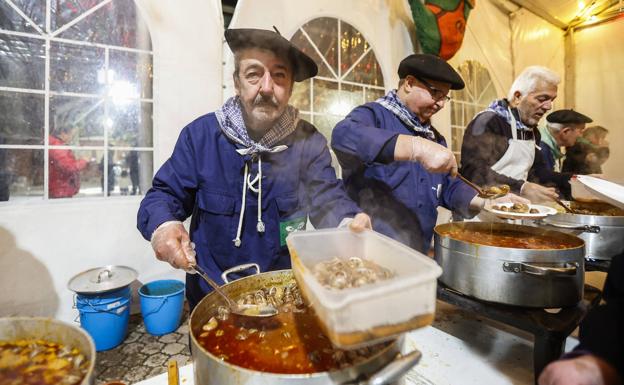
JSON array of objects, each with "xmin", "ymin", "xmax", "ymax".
[{"xmin": 253, "ymin": 94, "xmax": 278, "ymax": 107}]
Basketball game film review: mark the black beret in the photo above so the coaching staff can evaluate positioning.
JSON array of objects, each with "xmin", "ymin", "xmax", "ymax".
[
  {"xmin": 546, "ymin": 109, "xmax": 593, "ymax": 124},
  {"xmin": 398, "ymin": 54, "xmax": 465, "ymax": 90},
  {"xmin": 225, "ymin": 28, "xmax": 318, "ymax": 82}
]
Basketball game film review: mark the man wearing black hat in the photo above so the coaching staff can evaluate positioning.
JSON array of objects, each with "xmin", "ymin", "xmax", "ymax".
[
  {"xmin": 460, "ymin": 66, "xmax": 572, "ymax": 202},
  {"xmin": 137, "ymin": 28, "xmax": 371, "ymax": 308},
  {"xmin": 539, "ymin": 109, "xmax": 592, "ymax": 172},
  {"xmin": 331, "ymin": 54, "xmax": 526, "ymax": 252}
]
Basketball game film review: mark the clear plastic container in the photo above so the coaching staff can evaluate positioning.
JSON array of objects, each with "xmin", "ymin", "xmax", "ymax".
[{"xmin": 287, "ymin": 228, "xmax": 442, "ymax": 349}]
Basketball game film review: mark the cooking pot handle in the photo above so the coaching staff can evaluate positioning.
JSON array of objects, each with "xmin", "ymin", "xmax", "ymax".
[
  {"xmin": 534, "ymin": 220, "xmax": 600, "ymax": 233},
  {"xmin": 357, "ymin": 349, "xmax": 422, "ymax": 385},
  {"xmin": 503, "ymin": 261, "xmax": 578, "ymax": 276},
  {"xmin": 221, "ymin": 263, "xmax": 261, "ymax": 283}
]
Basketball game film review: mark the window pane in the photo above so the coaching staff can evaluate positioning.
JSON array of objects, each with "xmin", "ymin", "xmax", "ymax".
[
  {"xmin": 302, "ymin": 17, "xmax": 338, "ymax": 76},
  {"xmin": 0, "ymin": 34, "xmax": 45, "ymax": 89},
  {"xmin": 313, "ymin": 114, "xmax": 342, "ymax": 141},
  {"xmin": 50, "ymin": 95, "xmax": 105, "ymax": 146},
  {"xmin": 109, "ymin": 49, "xmax": 153, "ymax": 99},
  {"xmin": 107, "ymin": 150, "xmax": 152, "ymax": 196},
  {"xmin": 290, "ymin": 30, "xmax": 334, "ymax": 78},
  {"xmin": 50, "ymin": 41, "xmax": 105, "ymax": 94},
  {"xmin": 0, "ymin": 91, "xmax": 44, "ymax": 145},
  {"xmin": 343, "ymin": 50, "xmax": 383, "ymax": 86},
  {"xmin": 0, "ymin": 1, "xmax": 44, "ymax": 33},
  {"xmin": 364, "ymin": 87, "xmax": 384, "ymax": 103},
  {"xmin": 108, "ymin": 101, "xmax": 153, "ymax": 147},
  {"xmin": 341, "ymin": 84, "xmax": 363, "ymax": 115},
  {"xmin": 340, "ymin": 20, "xmax": 369, "ymax": 77},
  {"xmin": 313, "ymin": 79, "xmax": 339, "ymax": 115},
  {"xmin": 291, "ymin": 78, "xmax": 310, "ymax": 111},
  {"xmin": 56, "ymin": 1, "xmax": 152, "ymax": 50},
  {"xmin": 0, "ymin": 148, "xmax": 43, "ymax": 201},
  {"xmin": 50, "ymin": 0, "xmax": 104, "ymax": 33},
  {"xmin": 49, "ymin": 148, "xmax": 101, "ymax": 198}
]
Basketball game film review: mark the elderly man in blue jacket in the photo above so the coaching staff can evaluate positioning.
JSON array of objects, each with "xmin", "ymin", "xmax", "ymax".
[
  {"xmin": 137, "ymin": 28, "xmax": 371, "ymax": 308},
  {"xmin": 332, "ymin": 54, "xmax": 525, "ymax": 252}
]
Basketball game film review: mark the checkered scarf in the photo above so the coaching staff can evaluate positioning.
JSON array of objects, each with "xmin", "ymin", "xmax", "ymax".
[
  {"xmin": 215, "ymin": 96, "xmax": 299, "ymax": 155},
  {"xmin": 486, "ymin": 99, "xmax": 531, "ymax": 131},
  {"xmin": 375, "ymin": 89, "xmax": 435, "ymax": 140}
]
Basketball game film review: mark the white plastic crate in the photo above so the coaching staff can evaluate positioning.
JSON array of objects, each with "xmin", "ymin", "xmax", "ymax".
[{"xmin": 287, "ymin": 228, "xmax": 442, "ymax": 349}]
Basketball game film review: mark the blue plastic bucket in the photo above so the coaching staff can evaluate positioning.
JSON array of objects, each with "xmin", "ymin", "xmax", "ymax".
[
  {"xmin": 139, "ymin": 280, "xmax": 185, "ymax": 336},
  {"xmin": 76, "ymin": 286, "xmax": 131, "ymax": 351}
]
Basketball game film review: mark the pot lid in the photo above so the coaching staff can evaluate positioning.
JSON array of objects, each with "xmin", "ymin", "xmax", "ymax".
[
  {"xmin": 576, "ymin": 175, "xmax": 624, "ymax": 210},
  {"xmin": 68, "ymin": 265, "xmax": 138, "ymax": 294}
]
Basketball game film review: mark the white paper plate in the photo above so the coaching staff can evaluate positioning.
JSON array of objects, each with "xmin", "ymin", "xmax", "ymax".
[
  {"xmin": 486, "ymin": 203, "xmax": 558, "ymax": 220},
  {"xmin": 576, "ymin": 175, "xmax": 624, "ymax": 210}
]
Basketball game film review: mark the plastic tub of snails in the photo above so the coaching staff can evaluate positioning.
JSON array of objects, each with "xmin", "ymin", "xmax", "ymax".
[{"xmin": 287, "ymin": 228, "xmax": 442, "ymax": 349}]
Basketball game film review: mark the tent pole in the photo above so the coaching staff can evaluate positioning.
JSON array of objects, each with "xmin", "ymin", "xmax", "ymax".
[{"xmin": 564, "ymin": 28, "xmax": 576, "ymax": 109}]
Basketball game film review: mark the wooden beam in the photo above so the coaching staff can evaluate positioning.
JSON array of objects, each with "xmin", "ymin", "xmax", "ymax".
[{"xmin": 507, "ymin": 0, "xmax": 567, "ymax": 29}]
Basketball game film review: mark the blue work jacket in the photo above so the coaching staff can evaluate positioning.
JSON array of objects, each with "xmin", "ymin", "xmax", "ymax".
[
  {"xmin": 331, "ymin": 102, "xmax": 476, "ymax": 253},
  {"xmin": 137, "ymin": 113, "xmax": 361, "ymax": 308}
]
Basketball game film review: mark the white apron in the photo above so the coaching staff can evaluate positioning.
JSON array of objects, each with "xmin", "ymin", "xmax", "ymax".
[{"xmin": 490, "ymin": 107, "xmax": 536, "ymax": 180}]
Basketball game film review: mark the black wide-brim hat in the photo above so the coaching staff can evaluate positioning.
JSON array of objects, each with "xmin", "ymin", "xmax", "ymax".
[
  {"xmin": 398, "ymin": 53, "xmax": 465, "ymax": 90},
  {"xmin": 225, "ymin": 28, "xmax": 318, "ymax": 82},
  {"xmin": 546, "ymin": 109, "xmax": 593, "ymax": 124}
]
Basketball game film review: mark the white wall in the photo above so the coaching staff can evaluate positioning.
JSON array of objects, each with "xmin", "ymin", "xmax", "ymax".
[
  {"xmin": 0, "ymin": 0, "xmax": 224, "ymax": 323},
  {"xmin": 574, "ymin": 19, "xmax": 624, "ymax": 182},
  {"xmin": 510, "ymin": 8, "xmax": 566, "ymax": 110}
]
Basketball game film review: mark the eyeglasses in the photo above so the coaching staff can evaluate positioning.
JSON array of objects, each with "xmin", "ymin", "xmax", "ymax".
[{"xmin": 415, "ymin": 77, "xmax": 451, "ymax": 103}]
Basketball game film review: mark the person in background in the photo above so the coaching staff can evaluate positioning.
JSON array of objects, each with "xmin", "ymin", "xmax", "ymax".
[
  {"xmin": 137, "ymin": 28, "xmax": 371, "ymax": 309},
  {"xmin": 460, "ymin": 66, "xmax": 572, "ymax": 201},
  {"xmin": 563, "ymin": 125, "xmax": 610, "ymax": 175},
  {"xmin": 331, "ymin": 54, "xmax": 527, "ymax": 253},
  {"xmin": 539, "ymin": 253, "xmax": 623, "ymax": 385},
  {"xmin": 49, "ymin": 125, "xmax": 89, "ymax": 198},
  {"xmin": 539, "ymin": 109, "xmax": 592, "ymax": 172}
]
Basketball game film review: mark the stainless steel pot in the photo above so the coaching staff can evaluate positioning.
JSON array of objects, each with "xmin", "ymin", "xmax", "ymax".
[
  {"xmin": 0, "ymin": 317, "xmax": 96, "ymax": 385},
  {"xmin": 534, "ymin": 202, "xmax": 624, "ymax": 261},
  {"xmin": 434, "ymin": 222, "xmax": 585, "ymax": 307},
  {"xmin": 189, "ymin": 269, "xmax": 421, "ymax": 385}
]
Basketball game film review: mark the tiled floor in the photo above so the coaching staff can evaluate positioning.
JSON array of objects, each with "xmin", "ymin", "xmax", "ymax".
[{"xmin": 94, "ymin": 306, "xmax": 192, "ymax": 384}]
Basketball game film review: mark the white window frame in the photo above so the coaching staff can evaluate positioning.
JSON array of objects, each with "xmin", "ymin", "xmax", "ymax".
[
  {"xmin": 0, "ymin": 0, "xmax": 153, "ymax": 201},
  {"xmin": 291, "ymin": 17, "xmax": 386, "ymax": 130}
]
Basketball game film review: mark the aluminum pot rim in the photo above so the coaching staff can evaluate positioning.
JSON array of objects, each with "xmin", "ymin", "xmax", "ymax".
[
  {"xmin": 0, "ymin": 316, "xmax": 97, "ymax": 385},
  {"xmin": 189, "ymin": 269, "xmax": 401, "ymax": 379},
  {"xmin": 434, "ymin": 222, "xmax": 585, "ymax": 251}
]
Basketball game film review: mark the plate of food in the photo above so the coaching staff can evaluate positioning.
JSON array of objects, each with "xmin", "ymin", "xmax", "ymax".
[{"xmin": 486, "ymin": 202, "xmax": 558, "ymax": 220}]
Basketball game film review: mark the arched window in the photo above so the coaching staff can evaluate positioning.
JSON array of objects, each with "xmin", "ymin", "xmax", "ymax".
[
  {"xmin": 450, "ymin": 60, "xmax": 497, "ymax": 160},
  {"xmin": 0, "ymin": 0, "xmax": 153, "ymax": 201},
  {"xmin": 289, "ymin": 17, "xmax": 385, "ymax": 141}
]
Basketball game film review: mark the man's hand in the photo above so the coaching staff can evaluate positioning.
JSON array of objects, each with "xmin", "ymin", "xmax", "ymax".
[
  {"xmin": 521, "ymin": 182, "xmax": 558, "ymax": 203},
  {"xmin": 349, "ymin": 213, "xmax": 372, "ymax": 232},
  {"xmin": 395, "ymin": 135, "xmax": 457, "ymax": 175},
  {"xmin": 470, "ymin": 193, "xmax": 530, "ymax": 211},
  {"xmin": 410, "ymin": 136, "xmax": 458, "ymax": 175},
  {"xmin": 150, "ymin": 221, "xmax": 196, "ymax": 270},
  {"xmin": 538, "ymin": 355, "xmax": 622, "ymax": 385}
]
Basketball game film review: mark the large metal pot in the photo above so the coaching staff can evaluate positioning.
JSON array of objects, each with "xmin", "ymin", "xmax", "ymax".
[
  {"xmin": 434, "ymin": 222, "xmax": 585, "ymax": 307},
  {"xmin": 189, "ymin": 269, "xmax": 421, "ymax": 385},
  {"xmin": 0, "ymin": 317, "xmax": 96, "ymax": 385},
  {"xmin": 535, "ymin": 202, "xmax": 624, "ymax": 261}
]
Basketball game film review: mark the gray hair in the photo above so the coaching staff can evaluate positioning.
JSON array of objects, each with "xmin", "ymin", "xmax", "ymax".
[
  {"xmin": 507, "ymin": 66, "xmax": 561, "ymax": 100},
  {"xmin": 546, "ymin": 122, "xmax": 565, "ymax": 132}
]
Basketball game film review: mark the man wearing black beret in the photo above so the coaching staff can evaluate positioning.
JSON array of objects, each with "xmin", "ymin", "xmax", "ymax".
[
  {"xmin": 138, "ymin": 28, "xmax": 371, "ymax": 309},
  {"xmin": 331, "ymin": 54, "xmax": 526, "ymax": 252},
  {"xmin": 539, "ymin": 109, "xmax": 592, "ymax": 173}
]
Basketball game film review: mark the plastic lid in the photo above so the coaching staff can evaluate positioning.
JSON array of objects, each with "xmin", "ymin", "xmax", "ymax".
[
  {"xmin": 68, "ymin": 265, "xmax": 138, "ymax": 294},
  {"xmin": 576, "ymin": 175, "xmax": 624, "ymax": 210}
]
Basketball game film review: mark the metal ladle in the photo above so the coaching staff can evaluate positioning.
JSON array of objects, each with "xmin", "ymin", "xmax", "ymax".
[
  {"xmin": 456, "ymin": 173, "xmax": 508, "ymax": 199},
  {"xmin": 191, "ymin": 264, "xmax": 278, "ymax": 318}
]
